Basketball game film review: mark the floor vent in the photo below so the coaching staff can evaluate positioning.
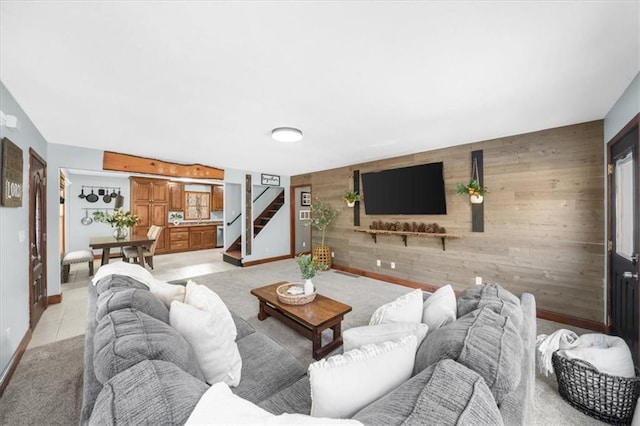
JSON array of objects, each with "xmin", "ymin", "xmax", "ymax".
[{"xmin": 334, "ymin": 270, "xmax": 359, "ymax": 278}]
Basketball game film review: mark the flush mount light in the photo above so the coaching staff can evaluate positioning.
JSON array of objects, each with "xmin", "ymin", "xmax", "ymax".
[{"xmin": 272, "ymin": 127, "xmax": 303, "ymax": 142}]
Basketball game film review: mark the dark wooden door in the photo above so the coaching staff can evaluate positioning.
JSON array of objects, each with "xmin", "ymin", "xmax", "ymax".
[
  {"xmin": 609, "ymin": 117, "xmax": 639, "ymax": 366},
  {"xmin": 29, "ymin": 149, "xmax": 47, "ymax": 329}
]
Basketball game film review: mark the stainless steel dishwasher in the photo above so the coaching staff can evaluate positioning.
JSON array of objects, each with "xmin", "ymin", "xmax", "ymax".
[{"xmin": 216, "ymin": 226, "xmax": 224, "ymax": 248}]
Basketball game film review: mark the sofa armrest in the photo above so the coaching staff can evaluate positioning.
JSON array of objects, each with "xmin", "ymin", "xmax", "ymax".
[{"xmin": 499, "ymin": 292, "xmax": 536, "ymax": 425}]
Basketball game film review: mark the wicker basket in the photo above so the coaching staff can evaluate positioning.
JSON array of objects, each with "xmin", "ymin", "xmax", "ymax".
[
  {"xmin": 276, "ymin": 283, "xmax": 316, "ymax": 305},
  {"xmin": 312, "ymin": 245, "xmax": 332, "ymax": 269},
  {"xmin": 552, "ymin": 351, "xmax": 640, "ymax": 425}
]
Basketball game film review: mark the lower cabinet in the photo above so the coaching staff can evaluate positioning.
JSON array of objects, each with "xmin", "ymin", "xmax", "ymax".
[{"xmin": 169, "ymin": 225, "xmax": 216, "ymax": 252}]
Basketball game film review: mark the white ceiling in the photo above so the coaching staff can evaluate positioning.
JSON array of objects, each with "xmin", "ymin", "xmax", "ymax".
[{"xmin": 1, "ymin": 1, "xmax": 638, "ymax": 176}]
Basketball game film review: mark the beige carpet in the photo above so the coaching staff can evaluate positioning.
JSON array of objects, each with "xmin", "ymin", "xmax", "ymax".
[{"xmin": 0, "ymin": 259, "xmax": 606, "ymax": 425}]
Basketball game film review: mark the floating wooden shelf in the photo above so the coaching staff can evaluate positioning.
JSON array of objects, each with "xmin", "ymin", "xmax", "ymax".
[{"xmin": 354, "ymin": 228, "xmax": 461, "ymax": 251}]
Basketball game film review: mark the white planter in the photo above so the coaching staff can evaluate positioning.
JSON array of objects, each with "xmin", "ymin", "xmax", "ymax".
[
  {"xmin": 346, "ymin": 201, "xmax": 355, "ymax": 208},
  {"xmin": 470, "ymin": 194, "xmax": 484, "ymax": 204},
  {"xmin": 304, "ymin": 279, "xmax": 314, "ymax": 295}
]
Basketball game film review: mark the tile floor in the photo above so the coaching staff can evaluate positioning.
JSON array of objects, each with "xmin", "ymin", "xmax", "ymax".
[{"xmin": 28, "ymin": 248, "xmax": 238, "ymax": 349}]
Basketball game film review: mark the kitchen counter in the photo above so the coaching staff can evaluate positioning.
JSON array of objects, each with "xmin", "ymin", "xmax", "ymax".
[{"xmin": 168, "ymin": 221, "xmax": 223, "ymax": 228}]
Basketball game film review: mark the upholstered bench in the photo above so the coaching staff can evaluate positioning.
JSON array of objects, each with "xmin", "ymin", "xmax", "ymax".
[{"xmin": 62, "ymin": 250, "xmax": 95, "ymax": 283}]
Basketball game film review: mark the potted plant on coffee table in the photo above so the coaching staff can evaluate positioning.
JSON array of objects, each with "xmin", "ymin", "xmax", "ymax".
[
  {"xmin": 296, "ymin": 253, "xmax": 317, "ymax": 295},
  {"xmin": 304, "ymin": 198, "xmax": 339, "ymax": 270}
]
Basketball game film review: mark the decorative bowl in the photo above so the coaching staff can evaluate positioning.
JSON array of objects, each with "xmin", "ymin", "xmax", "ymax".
[{"xmin": 276, "ymin": 283, "xmax": 316, "ymax": 305}]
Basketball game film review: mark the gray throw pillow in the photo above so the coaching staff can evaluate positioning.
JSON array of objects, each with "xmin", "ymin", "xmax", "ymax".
[
  {"xmin": 93, "ymin": 309, "xmax": 205, "ymax": 384},
  {"xmin": 353, "ymin": 359, "xmax": 503, "ymax": 426},
  {"xmin": 95, "ymin": 274, "xmax": 149, "ymax": 295},
  {"xmin": 90, "ymin": 360, "xmax": 208, "ymax": 425},
  {"xmin": 457, "ymin": 283, "xmax": 522, "ymax": 328},
  {"xmin": 96, "ymin": 287, "xmax": 169, "ymax": 324},
  {"xmin": 414, "ymin": 307, "xmax": 522, "ymax": 405}
]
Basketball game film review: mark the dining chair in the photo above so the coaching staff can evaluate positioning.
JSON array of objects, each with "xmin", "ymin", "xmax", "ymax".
[{"xmin": 122, "ymin": 225, "xmax": 164, "ymax": 269}]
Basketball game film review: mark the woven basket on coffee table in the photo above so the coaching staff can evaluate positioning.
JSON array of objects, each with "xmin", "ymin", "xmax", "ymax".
[{"xmin": 276, "ymin": 283, "xmax": 316, "ymax": 305}]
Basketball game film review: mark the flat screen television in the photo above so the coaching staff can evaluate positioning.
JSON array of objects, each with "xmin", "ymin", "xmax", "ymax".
[{"xmin": 361, "ymin": 162, "xmax": 447, "ymax": 215}]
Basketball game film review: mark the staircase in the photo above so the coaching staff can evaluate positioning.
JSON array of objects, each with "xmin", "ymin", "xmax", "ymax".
[
  {"xmin": 223, "ymin": 188, "xmax": 285, "ymax": 267},
  {"xmin": 253, "ymin": 190, "xmax": 285, "ymax": 236},
  {"xmin": 223, "ymin": 236, "xmax": 243, "ymax": 266}
]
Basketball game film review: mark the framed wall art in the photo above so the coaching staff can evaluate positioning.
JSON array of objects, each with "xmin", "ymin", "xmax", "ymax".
[{"xmin": 301, "ymin": 191, "xmax": 311, "ymax": 206}]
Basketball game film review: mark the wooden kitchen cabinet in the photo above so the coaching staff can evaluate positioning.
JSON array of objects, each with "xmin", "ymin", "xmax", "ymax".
[
  {"xmin": 169, "ymin": 228, "xmax": 189, "ymax": 251},
  {"xmin": 130, "ymin": 177, "xmax": 169, "ymax": 254},
  {"xmin": 211, "ymin": 185, "xmax": 224, "ymax": 211},
  {"xmin": 189, "ymin": 225, "xmax": 216, "ymax": 250},
  {"xmin": 168, "ymin": 182, "xmax": 184, "ymax": 211},
  {"xmin": 168, "ymin": 225, "xmax": 217, "ymax": 252}
]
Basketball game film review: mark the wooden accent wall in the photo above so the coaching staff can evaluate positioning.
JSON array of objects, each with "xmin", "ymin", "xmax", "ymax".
[{"xmin": 292, "ymin": 121, "xmax": 605, "ymax": 323}]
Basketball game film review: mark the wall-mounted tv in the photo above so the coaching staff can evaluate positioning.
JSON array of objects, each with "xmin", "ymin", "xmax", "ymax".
[{"xmin": 361, "ymin": 162, "xmax": 447, "ymax": 215}]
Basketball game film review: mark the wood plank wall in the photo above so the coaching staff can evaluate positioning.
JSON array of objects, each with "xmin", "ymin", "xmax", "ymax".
[{"xmin": 292, "ymin": 121, "xmax": 605, "ymax": 323}]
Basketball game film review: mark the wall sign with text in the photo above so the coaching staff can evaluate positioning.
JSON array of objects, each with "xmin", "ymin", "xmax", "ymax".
[
  {"xmin": 261, "ymin": 173, "xmax": 280, "ymax": 186},
  {"xmin": 1, "ymin": 138, "xmax": 23, "ymax": 207}
]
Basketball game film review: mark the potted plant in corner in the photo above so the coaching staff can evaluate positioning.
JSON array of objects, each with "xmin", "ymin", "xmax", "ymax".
[
  {"xmin": 304, "ymin": 198, "xmax": 339, "ymax": 270},
  {"xmin": 296, "ymin": 253, "xmax": 317, "ymax": 295},
  {"xmin": 342, "ymin": 190, "xmax": 361, "ymax": 208},
  {"xmin": 456, "ymin": 179, "xmax": 488, "ymax": 204}
]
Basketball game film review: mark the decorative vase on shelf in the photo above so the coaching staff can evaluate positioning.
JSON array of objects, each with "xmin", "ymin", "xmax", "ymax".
[
  {"xmin": 113, "ymin": 227, "xmax": 128, "ymax": 240},
  {"xmin": 470, "ymin": 194, "xmax": 484, "ymax": 204},
  {"xmin": 304, "ymin": 279, "xmax": 314, "ymax": 295}
]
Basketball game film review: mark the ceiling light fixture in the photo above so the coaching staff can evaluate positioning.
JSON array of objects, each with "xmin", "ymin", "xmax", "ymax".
[{"xmin": 272, "ymin": 127, "xmax": 303, "ymax": 142}]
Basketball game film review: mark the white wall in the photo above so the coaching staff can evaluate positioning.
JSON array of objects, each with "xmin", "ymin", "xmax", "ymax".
[
  {"xmin": 604, "ymin": 71, "xmax": 640, "ymax": 142},
  {"xmin": 65, "ymin": 173, "xmax": 131, "ymax": 253},
  {"xmin": 224, "ymin": 168, "xmax": 291, "ymax": 262},
  {"xmin": 0, "ymin": 82, "xmax": 48, "ymax": 376},
  {"xmin": 46, "ymin": 144, "xmax": 104, "ymax": 298}
]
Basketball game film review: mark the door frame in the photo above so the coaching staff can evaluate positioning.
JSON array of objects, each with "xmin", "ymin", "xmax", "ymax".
[
  {"xmin": 28, "ymin": 148, "xmax": 47, "ymax": 329},
  {"xmin": 606, "ymin": 112, "xmax": 640, "ymax": 350},
  {"xmin": 290, "ymin": 184, "xmax": 312, "ymax": 256}
]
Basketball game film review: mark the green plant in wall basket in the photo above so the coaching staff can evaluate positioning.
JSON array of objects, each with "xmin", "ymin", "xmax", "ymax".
[
  {"xmin": 456, "ymin": 179, "xmax": 488, "ymax": 204},
  {"xmin": 342, "ymin": 190, "xmax": 361, "ymax": 207}
]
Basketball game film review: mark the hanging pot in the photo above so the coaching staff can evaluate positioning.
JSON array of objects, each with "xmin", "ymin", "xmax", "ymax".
[
  {"xmin": 103, "ymin": 192, "xmax": 112, "ymax": 203},
  {"xmin": 98, "ymin": 188, "xmax": 106, "ymax": 196},
  {"xmin": 86, "ymin": 189, "xmax": 99, "ymax": 203},
  {"xmin": 78, "ymin": 188, "xmax": 86, "ymax": 199},
  {"xmin": 470, "ymin": 194, "xmax": 484, "ymax": 204},
  {"xmin": 114, "ymin": 190, "xmax": 124, "ymax": 209},
  {"xmin": 110, "ymin": 188, "xmax": 118, "ymax": 198},
  {"xmin": 81, "ymin": 210, "xmax": 93, "ymax": 225}
]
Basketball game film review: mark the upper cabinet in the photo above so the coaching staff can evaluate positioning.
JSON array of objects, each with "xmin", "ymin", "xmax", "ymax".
[
  {"xmin": 168, "ymin": 182, "xmax": 184, "ymax": 211},
  {"xmin": 212, "ymin": 185, "xmax": 224, "ymax": 211},
  {"xmin": 131, "ymin": 177, "xmax": 168, "ymax": 203}
]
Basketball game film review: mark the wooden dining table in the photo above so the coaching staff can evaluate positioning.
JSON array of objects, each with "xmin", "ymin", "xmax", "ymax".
[{"xmin": 89, "ymin": 235, "xmax": 156, "ymax": 267}]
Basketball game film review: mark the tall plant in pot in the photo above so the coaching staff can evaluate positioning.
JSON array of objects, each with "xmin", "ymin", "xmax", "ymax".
[{"xmin": 304, "ymin": 198, "xmax": 339, "ymax": 270}]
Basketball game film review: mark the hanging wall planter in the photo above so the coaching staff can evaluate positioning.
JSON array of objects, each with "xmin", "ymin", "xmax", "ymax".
[
  {"xmin": 469, "ymin": 194, "xmax": 484, "ymax": 204},
  {"xmin": 342, "ymin": 190, "xmax": 361, "ymax": 208},
  {"xmin": 456, "ymin": 154, "xmax": 488, "ymax": 205}
]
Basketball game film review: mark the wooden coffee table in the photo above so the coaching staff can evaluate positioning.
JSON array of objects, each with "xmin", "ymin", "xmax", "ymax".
[{"xmin": 251, "ymin": 282, "xmax": 352, "ymax": 360}]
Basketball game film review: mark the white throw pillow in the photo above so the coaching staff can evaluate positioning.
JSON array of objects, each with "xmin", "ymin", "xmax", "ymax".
[
  {"xmin": 184, "ymin": 281, "xmax": 237, "ymax": 339},
  {"xmin": 369, "ymin": 289, "xmax": 423, "ymax": 325},
  {"xmin": 343, "ymin": 322, "xmax": 428, "ymax": 352},
  {"xmin": 170, "ymin": 301, "xmax": 242, "ymax": 387},
  {"xmin": 422, "ymin": 284, "xmax": 456, "ymax": 333},
  {"xmin": 186, "ymin": 382, "xmax": 362, "ymax": 425},
  {"xmin": 308, "ymin": 335, "xmax": 417, "ymax": 418},
  {"xmin": 91, "ymin": 262, "xmax": 154, "ymax": 286},
  {"xmin": 146, "ymin": 277, "xmax": 186, "ymax": 309}
]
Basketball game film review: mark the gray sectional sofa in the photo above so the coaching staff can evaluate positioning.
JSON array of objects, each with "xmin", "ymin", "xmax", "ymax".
[{"xmin": 81, "ymin": 275, "xmax": 536, "ymax": 425}]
